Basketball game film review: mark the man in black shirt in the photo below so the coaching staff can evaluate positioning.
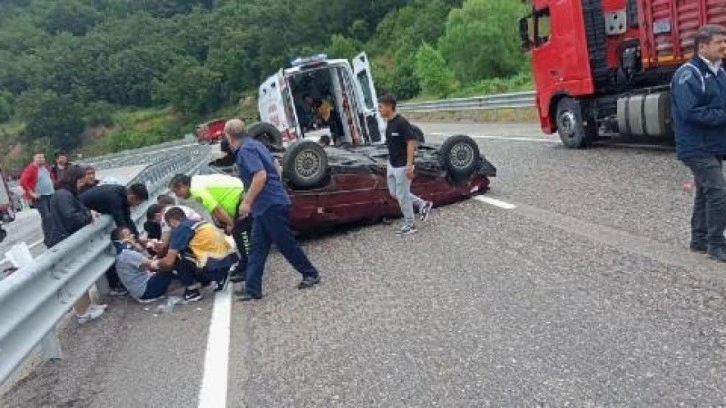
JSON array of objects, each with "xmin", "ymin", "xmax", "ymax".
[
  {"xmin": 80, "ymin": 183, "xmax": 149, "ymax": 238},
  {"xmin": 378, "ymin": 94, "xmax": 433, "ymax": 235}
]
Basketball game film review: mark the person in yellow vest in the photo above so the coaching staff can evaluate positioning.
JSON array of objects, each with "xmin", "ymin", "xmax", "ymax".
[
  {"xmin": 154, "ymin": 207, "xmax": 240, "ymax": 301},
  {"xmin": 169, "ymin": 173, "xmax": 252, "ymax": 283}
]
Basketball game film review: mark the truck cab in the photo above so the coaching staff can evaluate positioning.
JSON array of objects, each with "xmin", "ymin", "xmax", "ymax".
[
  {"xmin": 520, "ymin": 0, "xmax": 722, "ymax": 148},
  {"xmin": 258, "ymin": 52, "xmax": 385, "ymax": 147}
]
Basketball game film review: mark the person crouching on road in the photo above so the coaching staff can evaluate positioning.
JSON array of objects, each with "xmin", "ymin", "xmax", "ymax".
[
  {"xmin": 672, "ymin": 24, "xmax": 726, "ymax": 261},
  {"xmin": 46, "ymin": 165, "xmax": 106, "ymax": 324},
  {"xmin": 111, "ymin": 227, "xmax": 178, "ymax": 303},
  {"xmin": 154, "ymin": 207, "xmax": 240, "ymax": 302},
  {"xmin": 377, "ymin": 94, "xmax": 433, "ymax": 236},
  {"xmin": 169, "ymin": 173, "xmax": 252, "ymax": 283},
  {"xmin": 224, "ymin": 118, "xmax": 321, "ymax": 301}
]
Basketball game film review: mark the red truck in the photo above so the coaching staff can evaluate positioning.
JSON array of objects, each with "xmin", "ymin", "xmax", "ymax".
[
  {"xmin": 520, "ymin": 0, "xmax": 726, "ymax": 148},
  {"xmin": 194, "ymin": 119, "xmax": 226, "ymax": 144}
]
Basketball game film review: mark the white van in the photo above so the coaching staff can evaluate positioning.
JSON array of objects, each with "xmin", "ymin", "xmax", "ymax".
[{"xmin": 258, "ymin": 52, "xmax": 386, "ymax": 147}]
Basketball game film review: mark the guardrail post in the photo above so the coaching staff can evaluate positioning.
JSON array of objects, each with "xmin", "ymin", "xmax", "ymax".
[{"xmin": 40, "ymin": 330, "xmax": 63, "ymax": 360}]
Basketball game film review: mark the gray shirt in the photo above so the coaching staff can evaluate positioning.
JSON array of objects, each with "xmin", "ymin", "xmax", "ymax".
[
  {"xmin": 36, "ymin": 167, "xmax": 54, "ymax": 196},
  {"xmin": 115, "ymin": 249, "xmax": 152, "ymax": 298}
]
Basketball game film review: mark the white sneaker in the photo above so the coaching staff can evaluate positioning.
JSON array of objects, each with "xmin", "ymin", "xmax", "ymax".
[
  {"xmin": 77, "ymin": 306, "xmax": 105, "ymax": 324},
  {"xmin": 90, "ymin": 303, "xmax": 108, "ymax": 311}
]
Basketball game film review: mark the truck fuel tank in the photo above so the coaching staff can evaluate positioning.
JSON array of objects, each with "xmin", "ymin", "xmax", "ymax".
[{"xmin": 616, "ymin": 92, "xmax": 673, "ymax": 138}]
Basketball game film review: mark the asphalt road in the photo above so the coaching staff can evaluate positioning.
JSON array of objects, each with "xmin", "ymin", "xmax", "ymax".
[{"xmin": 5, "ymin": 122, "xmax": 726, "ymax": 406}]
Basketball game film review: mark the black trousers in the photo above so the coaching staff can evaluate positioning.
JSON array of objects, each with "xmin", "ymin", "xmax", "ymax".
[{"xmin": 232, "ymin": 209, "xmax": 253, "ymax": 273}]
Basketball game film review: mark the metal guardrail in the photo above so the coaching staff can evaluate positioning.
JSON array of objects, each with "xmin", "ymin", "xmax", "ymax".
[
  {"xmin": 397, "ymin": 91, "xmax": 536, "ymax": 113},
  {"xmin": 79, "ymin": 134, "xmax": 196, "ymax": 166},
  {"xmin": 0, "ymin": 143, "xmax": 212, "ymax": 384}
]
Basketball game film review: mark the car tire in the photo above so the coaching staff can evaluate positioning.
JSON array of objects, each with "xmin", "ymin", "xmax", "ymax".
[
  {"xmin": 282, "ymin": 140, "xmax": 329, "ymax": 189},
  {"xmin": 411, "ymin": 124, "xmax": 425, "ymax": 143},
  {"xmin": 0, "ymin": 227, "xmax": 6, "ymax": 243},
  {"xmin": 439, "ymin": 135, "xmax": 480, "ymax": 181},
  {"xmin": 248, "ymin": 122, "xmax": 283, "ymax": 147},
  {"xmin": 556, "ymin": 97, "xmax": 597, "ymax": 149}
]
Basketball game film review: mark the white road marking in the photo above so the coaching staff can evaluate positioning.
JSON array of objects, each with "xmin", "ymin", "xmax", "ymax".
[
  {"xmin": 428, "ymin": 132, "xmax": 559, "ymax": 144},
  {"xmin": 474, "ymin": 196, "xmax": 517, "ymax": 210},
  {"xmin": 198, "ymin": 285, "xmax": 232, "ymax": 408}
]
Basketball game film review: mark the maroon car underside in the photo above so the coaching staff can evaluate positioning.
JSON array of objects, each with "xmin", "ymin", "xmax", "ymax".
[{"xmin": 288, "ymin": 171, "xmax": 489, "ymax": 231}]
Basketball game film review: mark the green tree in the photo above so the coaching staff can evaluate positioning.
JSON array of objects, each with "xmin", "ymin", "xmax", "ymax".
[
  {"xmin": 414, "ymin": 43, "xmax": 456, "ymax": 98},
  {"xmin": 438, "ymin": 0, "xmax": 525, "ymax": 84},
  {"xmin": 326, "ymin": 34, "xmax": 361, "ymax": 60},
  {"xmin": 15, "ymin": 89, "xmax": 86, "ymax": 151},
  {"xmin": 0, "ymin": 89, "xmax": 13, "ymax": 122},
  {"xmin": 155, "ymin": 57, "xmax": 226, "ymax": 115}
]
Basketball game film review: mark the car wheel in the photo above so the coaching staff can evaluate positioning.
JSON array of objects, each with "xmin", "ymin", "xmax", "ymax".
[
  {"xmin": 439, "ymin": 135, "xmax": 480, "ymax": 181},
  {"xmin": 248, "ymin": 122, "xmax": 283, "ymax": 147},
  {"xmin": 282, "ymin": 140, "xmax": 329, "ymax": 188},
  {"xmin": 556, "ymin": 97, "xmax": 597, "ymax": 149},
  {"xmin": 411, "ymin": 124, "xmax": 425, "ymax": 143},
  {"xmin": 0, "ymin": 228, "xmax": 6, "ymax": 243}
]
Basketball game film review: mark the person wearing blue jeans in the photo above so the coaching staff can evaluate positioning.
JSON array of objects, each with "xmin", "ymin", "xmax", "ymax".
[
  {"xmin": 671, "ymin": 24, "xmax": 726, "ymax": 261},
  {"xmin": 224, "ymin": 118, "xmax": 320, "ymax": 301}
]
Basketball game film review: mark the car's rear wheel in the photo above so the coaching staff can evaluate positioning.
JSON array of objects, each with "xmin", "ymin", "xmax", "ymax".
[
  {"xmin": 283, "ymin": 140, "xmax": 329, "ymax": 188},
  {"xmin": 439, "ymin": 135, "xmax": 480, "ymax": 181},
  {"xmin": 411, "ymin": 124, "xmax": 425, "ymax": 143},
  {"xmin": 248, "ymin": 122, "xmax": 283, "ymax": 147}
]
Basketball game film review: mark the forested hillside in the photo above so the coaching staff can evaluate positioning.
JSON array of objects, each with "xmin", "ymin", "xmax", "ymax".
[{"xmin": 0, "ymin": 0, "xmax": 527, "ymax": 171}]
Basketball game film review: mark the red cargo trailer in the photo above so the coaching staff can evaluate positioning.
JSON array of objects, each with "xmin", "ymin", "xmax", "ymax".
[{"xmin": 519, "ymin": 0, "xmax": 726, "ymax": 148}]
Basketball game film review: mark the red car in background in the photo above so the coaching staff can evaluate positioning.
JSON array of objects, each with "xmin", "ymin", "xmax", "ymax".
[{"xmin": 195, "ymin": 119, "xmax": 226, "ymax": 144}]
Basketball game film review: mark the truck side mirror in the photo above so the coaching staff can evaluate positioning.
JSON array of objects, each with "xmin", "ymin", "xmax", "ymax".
[{"xmin": 518, "ymin": 17, "xmax": 532, "ymax": 51}]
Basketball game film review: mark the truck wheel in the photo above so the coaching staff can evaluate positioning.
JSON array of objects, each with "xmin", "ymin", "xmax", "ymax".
[
  {"xmin": 556, "ymin": 97, "xmax": 597, "ymax": 149},
  {"xmin": 439, "ymin": 135, "xmax": 480, "ymax": 181},
  {"xmin": 411, "ymin": 124, "xmax": 425, "ymax": 143},
  {"xmin": 248, "ymin": 122, "xmax": 283, "ymax": 147},
  {"xmin": 282, "ymin": 140, "xmax": 329, "ymax": 189}
]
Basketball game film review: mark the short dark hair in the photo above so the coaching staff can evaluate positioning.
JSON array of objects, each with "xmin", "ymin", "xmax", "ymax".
[
  {"xmin": 157, "ymin": 194, "xmax": 175, "ymax": 206},
  {"xmin": 57, "ymin": 164, "xmax": 86, "ymax": 193},
  {"xmin": 110, "ymin": 226, "xmax": 126, "ymax": 241},
  {"xmin": 164, "ymin": 206, "xmax": 186, "ymax": 224},
  {"xmin": 378, "ymin": 94, "xmax": 397, "ymax": 110},
  {"xmin": 127, "ymin": 183, "xmax": 149, "ymax": 201},
  {"xmin": 169, "ymin": 174, "xmax": 191, "ymax": 189},
  {"xmin": 54, "ymin": 151, "xmax": 67, "ymax": 159},
  {"xmin": 694, "ymin": 24, "xmax": 726, "ymax": 50},
  {"xmin": 146, "ymin": 203, "xmax": 163, "ymax": 220}
]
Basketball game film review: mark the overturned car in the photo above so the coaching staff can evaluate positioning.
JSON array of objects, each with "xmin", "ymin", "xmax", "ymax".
[
  {"xmin": 210, "ymin": 52, "xmax": 497, "ymax": 232},
  {"xmin": 212, "ymin": 123, "xmax": 496, "ymax": 234}
]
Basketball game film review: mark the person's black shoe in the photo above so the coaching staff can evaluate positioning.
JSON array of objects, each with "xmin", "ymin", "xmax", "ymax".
[
  {"xmin": 297, "ymin": 275, "xmax": 321, "ymax": 289},
  {"xmin": 184, "ymin": 288, "xmax": 203, "ymax": 302},
  {"xmin": 214, "ymin": 272, "xmax": 229, "ymax": 292},
  {"xmin": 238, "ymin": 292, "xmax": 262, "ymax": 301},
  {"xmin": 708, "ymin": 247, "xmax": 726, "ymax": 262},
  {"xmin": 690, "ymin": 241, "xmax": 708, "ymax": 253}
]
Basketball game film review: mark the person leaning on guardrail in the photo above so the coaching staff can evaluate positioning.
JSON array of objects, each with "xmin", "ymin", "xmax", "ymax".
[
  {"xmin": 46, "ymin": 164, "xmax": 107, "ymax": 324},
  {"xmin": 79, "ymin": 181, "xmax": 149, "ymax": 297}
]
